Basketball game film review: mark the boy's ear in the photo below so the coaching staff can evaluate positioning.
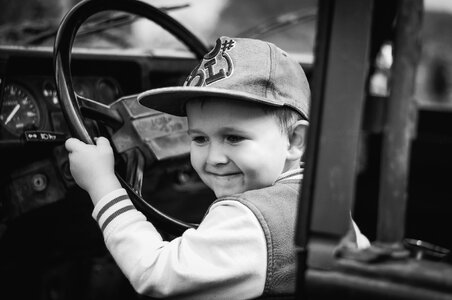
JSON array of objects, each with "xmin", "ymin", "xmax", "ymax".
[{"xmin": 287, "ymin": 120, "xmax": 309, "ymax": 161}]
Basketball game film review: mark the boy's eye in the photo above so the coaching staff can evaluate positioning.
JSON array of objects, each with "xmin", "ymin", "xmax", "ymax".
[
  {"xmin": 225, "ymin": 135, "xmax": 245, "ymax": 144},
  {"xmin": 191, "ymin": 136, "xmax": 208, "ymax": 145}
]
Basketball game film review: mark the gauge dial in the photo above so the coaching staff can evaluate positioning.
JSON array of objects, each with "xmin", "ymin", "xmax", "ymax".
[
  {"xmin": 0, "ymin": 83, "xmax": 41, "ymax": 136},
  {"xmin": 96, "ymin": 78, "xmax": 120, "ymax": 104}
]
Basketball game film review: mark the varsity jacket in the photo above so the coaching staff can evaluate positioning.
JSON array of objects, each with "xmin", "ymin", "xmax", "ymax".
[{"xmin": 91, "ymin": 168, "xmax": 368, "ymax": 299}]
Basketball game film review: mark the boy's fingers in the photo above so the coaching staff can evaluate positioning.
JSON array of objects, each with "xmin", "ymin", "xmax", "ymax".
[
  {"xmin": 95, "ymin": 136, "xmax": 110, "ymax": 148},
  {"xmin": 65, "ymin": 137, "xmax": 85, "ymax": 152}
]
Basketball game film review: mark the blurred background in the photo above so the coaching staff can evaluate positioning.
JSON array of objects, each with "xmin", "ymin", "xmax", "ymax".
[{"xmin": 0, "ymin": 0, "xmax": 316, "ymax": 56}]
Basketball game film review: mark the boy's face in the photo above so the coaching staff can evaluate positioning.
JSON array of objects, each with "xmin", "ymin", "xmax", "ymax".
[{"xmin": 186, "ymin": 98, "xmax": 293, "ymax": 198}]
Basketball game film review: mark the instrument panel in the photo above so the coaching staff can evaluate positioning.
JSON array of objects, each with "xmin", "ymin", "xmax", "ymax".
[
  {"xmin": 0, "ymin": 83, "xmax": 41, "ymax": 136},
  {"xmin": 0, "ymin": 76, "xmax": 122, "ymax": 138}
]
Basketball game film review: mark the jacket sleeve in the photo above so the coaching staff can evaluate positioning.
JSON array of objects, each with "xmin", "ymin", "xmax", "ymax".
[{"xmin": 92, "ymin": 188, "xmax": 266, "ymax": 299}]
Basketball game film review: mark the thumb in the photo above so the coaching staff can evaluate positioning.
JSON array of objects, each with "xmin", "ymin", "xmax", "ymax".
[{"xmin": 65, "ymin": 137, "xmax": 85, "ymax": 152}]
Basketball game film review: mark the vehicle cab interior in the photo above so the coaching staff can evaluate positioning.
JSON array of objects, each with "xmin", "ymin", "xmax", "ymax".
[{"xmin": 0, "ymin": 0, "xmax": 452, "ymax": 299}]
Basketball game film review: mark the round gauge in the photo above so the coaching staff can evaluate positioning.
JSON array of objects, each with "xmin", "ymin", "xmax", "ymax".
[
  {"xmin": 0, "ymin": 83, "xmax": 41, "ymax": 136},
  {"xmin": 96, "ymin": 78, "xmax": 120, "ymax": 104}
]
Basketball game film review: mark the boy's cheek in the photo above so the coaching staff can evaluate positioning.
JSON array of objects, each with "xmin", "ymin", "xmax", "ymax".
[{"xmin": 190, "ymin": 151, "xmax": 204, "ymax": 173}]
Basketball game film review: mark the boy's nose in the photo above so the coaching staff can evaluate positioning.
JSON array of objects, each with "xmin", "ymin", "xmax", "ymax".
[{"xmin": 206, "ymin": 142, "xmax": 228, "ymax": 165}]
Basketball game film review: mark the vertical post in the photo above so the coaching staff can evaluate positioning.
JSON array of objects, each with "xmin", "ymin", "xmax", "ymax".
[
  {"xmin": 377, "ymin": 0, "xmax": 423, "ymax": 243},
  {"xmin": 304, "ymin": 0, "xmax": 374, "ymax": 237},
  {"xmin": 296, "ymin": 0, "xmax": 373, "ymax": 297}
]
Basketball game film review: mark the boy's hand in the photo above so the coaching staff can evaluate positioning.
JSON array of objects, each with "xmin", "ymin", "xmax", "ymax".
[{"xmin": 65, "ymin": 137, "xmax": 122, "ymax": 204}]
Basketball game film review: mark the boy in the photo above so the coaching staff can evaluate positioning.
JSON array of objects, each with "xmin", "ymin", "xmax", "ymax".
[{"xmin": 65, "ymin": 36, "xmax": 310, "ymax": 299}]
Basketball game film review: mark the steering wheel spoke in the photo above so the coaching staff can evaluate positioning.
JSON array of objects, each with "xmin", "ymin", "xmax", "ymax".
[{"xmin": 77, "ymin": 94, "xmax": 123, "ymax": 128}]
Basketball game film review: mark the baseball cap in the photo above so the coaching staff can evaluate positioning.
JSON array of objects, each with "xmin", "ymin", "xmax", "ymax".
[{"xmin": 138, "ymin": 36, "xmax": 310, "ymax": 120}]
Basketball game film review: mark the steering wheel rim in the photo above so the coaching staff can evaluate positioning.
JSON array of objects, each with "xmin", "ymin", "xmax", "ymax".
[{"xmin": 53, "ymin": 0, "xmax": 209, "ymax": 235}]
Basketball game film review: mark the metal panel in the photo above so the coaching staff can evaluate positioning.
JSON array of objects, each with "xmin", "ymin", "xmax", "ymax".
[
  {"xmin": 310, "ymin": 0, "xmax": 374, "ymax": 236},
  {"xmin": 296, "ymin": 2, "xmax": 374, "ymax": 295}
]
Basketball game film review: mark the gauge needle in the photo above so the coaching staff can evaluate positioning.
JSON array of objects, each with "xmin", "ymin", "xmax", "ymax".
[{"xmin": 5, "ymin": 104, "xmax": 20, "ymax": 125}]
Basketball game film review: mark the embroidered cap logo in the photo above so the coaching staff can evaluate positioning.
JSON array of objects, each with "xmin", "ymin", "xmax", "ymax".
[{"xmin": 184, "ymin": 38, "xmax": 236, "ymax": 87}]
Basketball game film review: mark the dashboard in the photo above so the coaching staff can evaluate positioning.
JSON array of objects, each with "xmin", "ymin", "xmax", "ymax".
[
  {"xmin": 0, "ymin": 46, "xmax": 214, "ymax": 221},
  {"xmin": 0, "ymin": 47, "xmax": 192, "ymax": 141}
]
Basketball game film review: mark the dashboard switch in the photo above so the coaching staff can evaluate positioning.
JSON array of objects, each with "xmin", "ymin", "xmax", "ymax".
[
  {"xmin": 31, "ymin": 173, "xmax": 47, "ymax": 192},
  {"xmin": 24, "ymin": 130, "xmax": 67, "ymax": 143}
]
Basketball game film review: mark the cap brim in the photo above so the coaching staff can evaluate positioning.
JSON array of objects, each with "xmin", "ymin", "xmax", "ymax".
[{"xmin": 138, "ymin": 86, "xmax": 285, "ymax": 116}]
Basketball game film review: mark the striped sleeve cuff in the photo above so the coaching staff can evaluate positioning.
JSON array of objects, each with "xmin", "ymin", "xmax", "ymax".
[{"xmin": 92, "ymin": 188, "xmax": 145, "ymax": 239}]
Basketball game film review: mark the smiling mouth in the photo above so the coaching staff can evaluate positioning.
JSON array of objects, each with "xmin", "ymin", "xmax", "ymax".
[{"xmin": 207, "ymin": 172, "xmax": 242, "ymax": 177}]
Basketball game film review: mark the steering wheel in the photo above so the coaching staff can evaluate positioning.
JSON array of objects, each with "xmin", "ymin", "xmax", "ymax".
[{"xmin": 53, "ymin": 0, "xmax": 209, "ymax": 235}]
